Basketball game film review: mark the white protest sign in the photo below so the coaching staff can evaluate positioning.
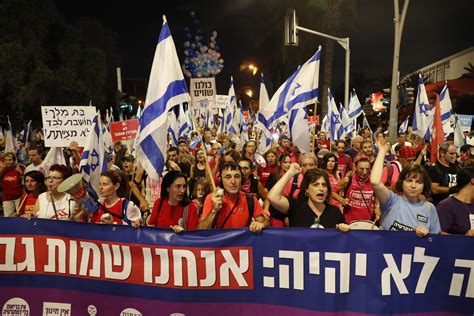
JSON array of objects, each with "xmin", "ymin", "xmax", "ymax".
[
  {"xmin": 216, "ymin": 95, "xmax": 230, "ymax": 110},
  {"xmin": 190, "ymin": 78, "xmax": 217, "ymax": 113},
  {"xmin": 42, "ymin": 106, "xmax": 96, "ymax": 147}
]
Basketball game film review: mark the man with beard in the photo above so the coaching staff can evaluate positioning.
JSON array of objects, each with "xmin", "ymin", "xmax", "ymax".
[
  {"xmin": 429, "ymin": 143, "xmax": 461, "ymax": 205},
  {"xmin": 343, "ymin": 155, "xmax": 375, "ymax": 224}
]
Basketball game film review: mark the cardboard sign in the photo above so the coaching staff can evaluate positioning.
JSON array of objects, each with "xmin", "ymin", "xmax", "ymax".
[
  {"xmin": 190, "ymin": 78, "xmax": 217, "ymax": 113},
  {"xmin": 41, "ymin": 106, "xmax": 96, "ymax": 147},
  {"xmin": 109, "ymin": 119, "xmax": 139, "ymax": 142}
]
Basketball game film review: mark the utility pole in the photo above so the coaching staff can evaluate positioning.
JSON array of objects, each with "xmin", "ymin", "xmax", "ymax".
[
  {"xmin": 285, "ymin": 10, "xmax": 350, "ymax": 109},
  {"xmin": 388, "ymin": 0, "xmax": 409, "ymax": 143}
]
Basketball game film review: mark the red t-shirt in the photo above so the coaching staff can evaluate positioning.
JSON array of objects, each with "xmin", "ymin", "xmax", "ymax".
[
  {"xmin": 18, "ymin": 193, "xmax": 38, "ymax": 215},
  {"xmin": 337, "ymin": 154, "xmax": 353, "ymax": 178},
  {"xmin": 148, "ymin": 198, "xmax": 199, "ymax": 230},
  {"xmin": 91, "ymin": 198, "xmax": 127, "ymax": 224},
  {"xmin": 258, "ymin": 165, "xmax": 277, "ymax": 188},
  {"xmin": 343, "ymin": 175, "xmax": 374, "ymax": 224},
  {"xmin": 318, "ymin": 140, "xmax": 331, "ymax": 150},
  {"xmin": 202, "ymin": 191, "xmax": 268, "ymax": 229}
]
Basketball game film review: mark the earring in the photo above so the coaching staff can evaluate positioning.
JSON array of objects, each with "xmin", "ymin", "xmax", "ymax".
[{"xmin": 304, "ymin": 191, "xmax": 309, "ymax": 197}]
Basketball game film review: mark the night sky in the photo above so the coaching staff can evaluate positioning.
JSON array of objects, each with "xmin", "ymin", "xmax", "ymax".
[{"xmin": 54, "ymin": 0, "xmax": 473, "ymax": 98}]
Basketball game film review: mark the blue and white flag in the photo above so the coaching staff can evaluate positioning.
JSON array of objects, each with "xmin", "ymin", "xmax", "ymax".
[
  {"xmin": 399, "ymin": 116, "xmax": 409, "ymax": 134},
  {"xmin": 340, "ymin": 104, "xmax": 354, "ymax": 137},
  {"xmin": 4, "ymin": 116, "xmax": 15, "ymax": 153},
  {"xmin": 178, "ymin": 103, "xmax": 191, "ymax": 138},
  {"xmin": 226, "ymin": 77, "xmax": 239, "ymax": 135},
  {"xmin": 439, "ymin": 83, "xmax": 454, "ymax": 135},
  {"xmin": 321, "ymin": 114, "xmax": 329, "ymax": 134},
  {"xmin": 80, "ymin": 111, "xmax": 107, "ymax": 200},
  {"xmin": 189, "ymin": 135, "xmax": 202, "ymax": 149},
  {"xmin": 348, "ymin": 89, "xmax": 363, "ymax": 120},
  {"xmin": 167, "ymin": 106, "xmax": 179, "ymax": 146},
  {"xmin": 289, "ymin": 106, "xmax": 311, "ymax": 153},
  {"xmin": 264, "ymin": 47, "xmax": 321, "ymax": 129},
  {"xmin": 328, "ymin": 89, "xmax": 342, "ymax": 140},
  {"xmin": 135, "ymin": 16, "xmax": 191, "ymax": 180},
  {"xmin": 412, "ymin": 74, "xmax": 433, "ymax": 139},
  {"xmin": 103, "ymin": 110, "xmax": 113, "ymax": 155},
  {"xmin": 257, "ymin": 73, "xmax": 272, "ymax": 153}
]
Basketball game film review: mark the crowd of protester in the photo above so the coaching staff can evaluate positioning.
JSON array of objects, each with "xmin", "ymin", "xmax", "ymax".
[{"xmin": 0, "ymin": 125, "xmax": 473, "ymax": 237}]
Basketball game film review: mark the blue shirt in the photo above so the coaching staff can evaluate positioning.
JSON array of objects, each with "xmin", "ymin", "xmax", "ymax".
[{"xmin": 380, "ymin": 191, "xmax": 441, "ymax": 233}]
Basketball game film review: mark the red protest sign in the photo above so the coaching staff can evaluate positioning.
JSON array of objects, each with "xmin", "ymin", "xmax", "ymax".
[{"xmin": 109, "ymin": 119, "xmax": 139, "ymax": 142}]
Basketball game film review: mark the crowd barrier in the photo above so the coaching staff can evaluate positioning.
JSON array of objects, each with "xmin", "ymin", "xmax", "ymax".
[{"xmin": 0, "ymin": 218, "xmax": 473, "ymax": 315}]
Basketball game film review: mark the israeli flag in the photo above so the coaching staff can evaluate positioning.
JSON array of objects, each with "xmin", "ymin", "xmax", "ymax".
[
  {"xmin": 412, "ymin": 74, "xmax": 433, "ymax": 139},
  {"xmin": 135, "ymin": 16, "xmax": 190, "ymax": 180},
  {"xmin": 264, "ymin": 46, "xmax": 321, "ymax": 129},
  {"xmin": 4, "ymin": 116, "xmax": 15, "ymax": 153},
  {"xmin": 399, "ymin": 116, "xmax": 409, "ymax": 134},
  {"xmin": 80, "ymin": 111, "xmax": 107, "ymax": 200},
  {"xmin": 321, "ymin": 114, "xmax": 329, "ymax": 134},
  {"xmin": 257, "ymin": 73, "xmax": 272, "ymax": 153},
  {"xmin": 348, "ymin": 89, "xmax": 363, "ymax": 120},
  {"xmin": 289, "ymin": 106, "xmax": 311, "ymax": 153},
  {"xmin": 41, "ymin": 146, "xmax": 66, "ymax": 175},
  {"xmin": 178, "ymin": 103, "xmax": 191, "ymax": 138},
  {"xmin": 439, "ymin": 83, "xmax": 454, "ymax": 135},
  {"xmin": 103, "ymin": 110, "xmax": 113, "ymax": 154},
  {"xmin": 226, "ymin": 77, "xmax": 239, "ymax": 135},
  {"xmin": 167, "ymin": 106, "xmax": 179, "ymax": 146},
  {"xmin": 340, "ymin": 104, "xmax": 354, "ymax": 137},
  {"xmin": 328, "ymin": 89, "xmax": 342, "ymax": 140}
]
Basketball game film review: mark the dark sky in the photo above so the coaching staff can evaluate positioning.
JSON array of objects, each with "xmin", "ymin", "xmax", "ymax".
[{"xmin": 55, "ymin": 0, "xmax": 473, "ymax": 97}]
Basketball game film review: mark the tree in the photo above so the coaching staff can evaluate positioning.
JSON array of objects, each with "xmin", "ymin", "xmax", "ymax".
[{"xmin": 0, "ymin": 0, "xmax": 120, "ymax": 130}]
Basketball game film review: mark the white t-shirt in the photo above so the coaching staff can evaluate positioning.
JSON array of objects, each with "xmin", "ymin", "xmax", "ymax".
[{"xmin": 36, "ymin": 192, "xmax": 74, "ymax": 220}]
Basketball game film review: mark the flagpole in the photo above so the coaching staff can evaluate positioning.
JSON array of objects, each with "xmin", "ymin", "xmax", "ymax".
[
  {"xmin": 311, "ymin": 101, "xmax": 318, "ymax": 153},
  {"xmin": 189, "ymin": 109, "xmax": 217, "ymax": 191}
]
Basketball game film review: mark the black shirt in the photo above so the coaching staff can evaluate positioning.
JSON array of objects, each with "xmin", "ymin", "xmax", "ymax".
[
  {"xmin": 288, "ymin": 198, "xmax": 344, "ymax": 228},
  {"xmin": 428, "ymin": 162, "xmax": 460, "ymax": 205}
]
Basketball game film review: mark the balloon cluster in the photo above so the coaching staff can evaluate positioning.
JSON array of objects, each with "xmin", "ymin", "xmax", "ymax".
[{"xmin": 182, "ymin": 12, "xmax": 224, "ymax": 78}]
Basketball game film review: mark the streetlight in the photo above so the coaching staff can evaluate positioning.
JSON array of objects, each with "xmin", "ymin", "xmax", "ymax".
[
  {"xmin": 239, "ymin": 62, "xmax": 259, "ymax": 76},
  {"xmin": 285, "ymin": 10, "xmax": 350, "ymax": 109}
]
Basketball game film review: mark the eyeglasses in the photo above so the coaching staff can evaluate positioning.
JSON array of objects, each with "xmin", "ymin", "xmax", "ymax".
[{"xmin": 46, "ymin": 176, "xmax": 63, "ymax": 181}]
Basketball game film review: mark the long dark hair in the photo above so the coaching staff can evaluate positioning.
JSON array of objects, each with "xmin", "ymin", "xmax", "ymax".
[
  {"xmin": 160, "ymin": 171, "xmax": 190, "ymax": 206},
  {"xmin": 298, "ymin": 169, "xmax": 332, "ymax": 204},
  {"xmin": 394, "ymin": 165, "xmax": 432, "ymax": 197},
  {"xmin": 321, "ymin": 153, "xmax": 338, "ymax": 176},
  {"xmin": 24, "ymin": 170, "xmax": 47, "ymax": 194}
]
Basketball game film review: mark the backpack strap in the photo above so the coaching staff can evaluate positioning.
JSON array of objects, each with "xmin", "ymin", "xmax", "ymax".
[{"xmin": 245, "ymin": 193, "xmax": 255, "ymax": 225}]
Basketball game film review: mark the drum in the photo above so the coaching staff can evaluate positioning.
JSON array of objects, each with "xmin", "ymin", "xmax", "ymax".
[{"xmin": 349, "ymin": 220, "xmax": 380, "ymax": 230}]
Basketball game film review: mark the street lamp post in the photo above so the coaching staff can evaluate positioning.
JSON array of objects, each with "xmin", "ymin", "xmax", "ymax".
[
  {"xmin": 389, "ymin": 0, "xmax": 409, "ymax": 143},
  {"xmin": 285, "ymin": 10, "xmax": 350, "ymax": 109}
]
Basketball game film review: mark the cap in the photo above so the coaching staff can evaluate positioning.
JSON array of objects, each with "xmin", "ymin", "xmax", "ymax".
[
  {"xmin": 353, "ymin": 155, "xmax": 370, "ymax": 164},
  {"xmin": 399, "ymin": 146, "xmax": 416, "ymax": 159}
]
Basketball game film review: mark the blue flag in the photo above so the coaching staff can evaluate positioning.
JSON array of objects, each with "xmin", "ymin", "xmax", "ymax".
[
  {"xmin": 80, "ymin": 112, "xmax": 107, "ymax": 200},
  {"xmin": 136, "ymin": 16, "xmax": 190, "ymax": 180},
  {"xmin": 412, "ymin": 74, "xmax": 433, "ymax": 139}
]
